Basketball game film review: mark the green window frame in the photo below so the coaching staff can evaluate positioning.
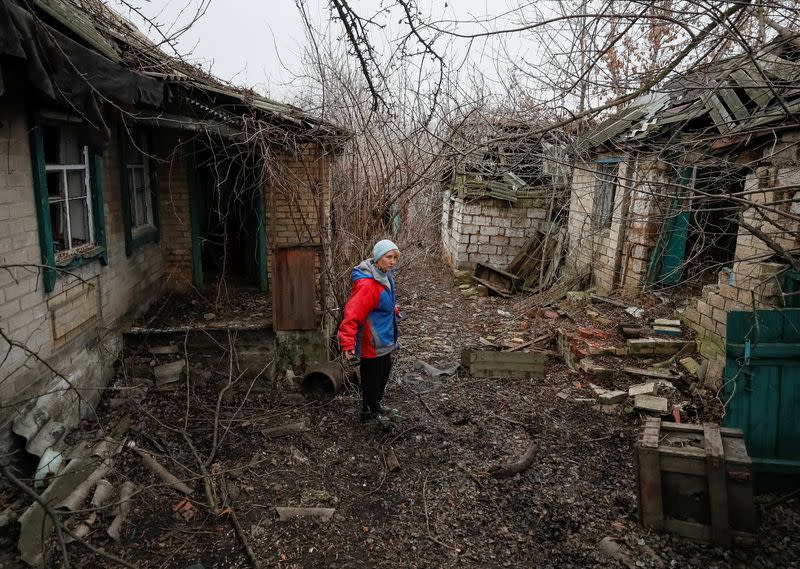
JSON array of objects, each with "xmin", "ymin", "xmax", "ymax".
[
  {"xmin": 120, "ymin": 129, "xmax": 160, "ymax": 255},
  {"xmin": 29, "ymin": 111, "xmax": 107, "ymax": 293}
]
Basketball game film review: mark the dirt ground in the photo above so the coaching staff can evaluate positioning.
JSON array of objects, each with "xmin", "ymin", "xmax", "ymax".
[{"xmin": 5, "ymin": 249, "xmax": 799, "ymax": 569}]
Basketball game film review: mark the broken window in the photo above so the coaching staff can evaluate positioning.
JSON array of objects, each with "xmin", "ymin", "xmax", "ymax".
[
  {"xmin": 594, "ymin": 160, "xmax": 619, "ymax": 228},
  {"xmin": 30, "ymin": 114, "xmax": 107, "ymax": 292},
  {"xmin": 43, "ymin": 123, "xmax": 94, "ymax": 261},
  {"xmin": 447, "ymin": 195, "xmax": 456, "ymax": 230},
  {"xmin": 121, "ymin": 130, "xmax": 160, "ymax": 254},
  {"xmin": 125, "ymin": 133, "xmax": 154, "ymax": 230}
]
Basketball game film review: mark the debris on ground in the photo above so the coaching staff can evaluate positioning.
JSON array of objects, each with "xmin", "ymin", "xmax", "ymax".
[{"xmin": 2, "ymin": 249, "xmax": 797, "ymax": 568}]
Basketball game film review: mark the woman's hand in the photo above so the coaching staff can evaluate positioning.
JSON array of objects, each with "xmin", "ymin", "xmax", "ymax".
[{"xmin": 343, "ymin": 350, "xmax": 355, "ymax": 360}]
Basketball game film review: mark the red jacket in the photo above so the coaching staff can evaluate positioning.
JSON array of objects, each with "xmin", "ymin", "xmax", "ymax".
[{"xmin": 338, "ymin": 264, "xmax": 398, "ymax": 359}]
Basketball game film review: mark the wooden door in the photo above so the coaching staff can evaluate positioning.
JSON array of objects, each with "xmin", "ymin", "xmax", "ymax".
[{"xmin": 273, "ymin": 246, "xmax": 318, "ymax": 330}]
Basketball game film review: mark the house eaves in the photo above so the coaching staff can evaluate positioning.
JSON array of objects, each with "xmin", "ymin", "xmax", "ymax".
[{"xmin": 31, "ymin": 0, "xmax": 121, "ymax": 62}]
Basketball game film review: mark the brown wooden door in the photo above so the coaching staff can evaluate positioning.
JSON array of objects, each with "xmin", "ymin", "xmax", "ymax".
[{"xmin": 273, "ymin": 246, "xmax": 317, "ymax": 330}]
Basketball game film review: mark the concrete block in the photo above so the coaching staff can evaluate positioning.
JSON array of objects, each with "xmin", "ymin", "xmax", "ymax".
[
  {"xmin": 653, "ymin": 319, "xmax": 681, "ymax": 327},
  {"xmin": 697, "ymin": 300, "xmax": 713, "ymax": 318},
  {"xmin": 634, "ymin": 394, "xmax": 668, "ymax": 414},
  {"xmin": 679, "ymin": 357, "xmax": 701, "ymax": 375},
  {"xmin": 628, "ymin": 382, "xmax": 657, "ymax": 397},
  {"xmin": 681, "ymin": 306, "xmax": 700, "ymax": 325},
  {"xmin": 579, "ymin": 358, "xmax": 614, "ymax": 379},
  {"xmin": 599, "ymin": 390, "xmax": 627, "ymax": 405},
  {"xmin": 627, "ymin": 338, "xmax": 695, "ymax": 356},
  {"xmin": 708, "ymin": 293, "xmax": 726, "ymax": 311}
]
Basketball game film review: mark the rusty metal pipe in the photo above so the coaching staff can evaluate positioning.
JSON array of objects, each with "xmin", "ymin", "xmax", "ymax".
[{"xmin": 302, "ymin": 361, "xmax": 346, "ymax": 399}]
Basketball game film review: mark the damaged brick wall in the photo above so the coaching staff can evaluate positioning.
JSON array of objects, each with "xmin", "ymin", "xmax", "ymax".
[
  {"xmin": 567, "ymin": 139, "xmax": 800, "ymax": 389},
  {"xmin": 565, "ymin": 158, "xmax": 641, "ymax": 291},
  {"xmin": 0, "ymin": 102, "xmax": 166, "ymax": 453},
  {"xmin": 681, "ymin": 140, "xmax": 800, "ymax": 383},
  {"xmin": 441, "ymin": 191, "xmax": 549, "ymax": 269}
]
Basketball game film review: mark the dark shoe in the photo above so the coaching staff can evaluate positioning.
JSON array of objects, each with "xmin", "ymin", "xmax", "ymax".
[{"xmin": 360, "ymin": 412, "xmax": 392, "ymax": 430}]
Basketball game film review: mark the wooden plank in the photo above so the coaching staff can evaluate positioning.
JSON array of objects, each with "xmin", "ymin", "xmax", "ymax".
[
  {"xmin": 664, "ymin": 519, "xmax": 756, "ymax": 546},
  {"xmin": 726, "ymin": 342, "xmax": 800, "ymax": 358},
  {"xmin": 33, "ymin": 0, "xmax": 122, "ymax": 63},
  {"xmin": 538, "ymin": 229, "xmax": 566, "ymax": 289},
  {"xmin": 660, "ymin": 455, "xmax": 705, "ymax": 476},
  {"xmin": 777, "ymin": 362, "xmax": 800, "ymax": 460},
  {"xmin": 465, "ymin": 350, "xmax": 547, "ymax": 365},
  {"xmin": 660, "ymin": 422, "xmax": 744, "ymax": 438},
  {"xmin": 731, "ymin": 67, "xmax": 773, "ymax": 108},
  {"xmin": 273, "ymin": 246, "xmax": 317, "ymax": 331},
  {"xmin": 658, "ymin": 444, "xmax": 706, "ymax": 460},
  {"xmin": 704, "ymin": 423, "xmax": 731, "ymax": 548},
  {"xmin": 507, "ymin": 233, "xmax": 542, "ymax": 275},
  {"xmin": 468, "ymin": 365, "xmax": 545, "ymax": 379},
  {"xmin": 622, "ymin": 366, "xmax": 678, "ymax": 380},
  {"xmin": 663, "ymin": 518, "xmax": 711, "ymax": 541},
  {"xmin": 637, "ymin": 418, "xmax": 664, "ymax": 530},
  {"xmin": 473, "ymin": 262, "xmax": 522, "ymax": 295},
  {"xmin": 472, "ymin": 276, "xmax": 512, "ymax": 297},
  {"xmin": 707, "ymin": 96, "xmax": 732, "ymax": 132},
  {"xmin": 719, "ymin": 88, "xmax": 750, "ymax": 122},
  {"xmin": 637, "ymin": 446, "xmax": 664, "ymax": 530}
]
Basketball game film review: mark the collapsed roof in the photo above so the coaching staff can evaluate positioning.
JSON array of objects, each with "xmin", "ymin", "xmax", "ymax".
[
  {"xmin": 444, "ymin": 118, "xmax": 572, "ymax": 202},
  {"xmin": 580, "ymin": 34, "xmax": 800, "ymax": 152}
]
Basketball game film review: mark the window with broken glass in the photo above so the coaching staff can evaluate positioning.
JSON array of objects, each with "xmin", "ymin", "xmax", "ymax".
[
  {"xmin": 594, "ymin": 160, "xmax": 619, "ymax": 228},
  {"xmin": 29, "ymin": 114, "xmax": 106, "ymax": 293},
  {"xmin": 120, "ymin": 129, "xmax": 159, "ymax": 255},
  {"xmin": 43, "ymin": 123, "xmax": 95, "ymax": 261},
  {"xmin": 125, "ymin": 133, "xmax": 154, "ymax": 231}
]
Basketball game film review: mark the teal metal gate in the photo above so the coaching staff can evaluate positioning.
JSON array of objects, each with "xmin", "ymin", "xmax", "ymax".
[{"xmin": 725, "ymin": 309, "xmax": 800, "ymax": 475}]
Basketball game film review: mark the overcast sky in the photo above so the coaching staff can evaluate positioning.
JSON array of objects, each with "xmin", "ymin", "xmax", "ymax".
[{"xmin": 109, "ymin": 0, "xmax": 535, "ymax": 103}]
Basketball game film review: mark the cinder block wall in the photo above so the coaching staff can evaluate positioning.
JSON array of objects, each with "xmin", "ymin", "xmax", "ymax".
[
  {"xmin": 0, "ymin": 101, "xmax": 166, "ymax": 452},
  {"xmin": 441, "ymin": 191, "xmax": 549, "ymax": 269}
]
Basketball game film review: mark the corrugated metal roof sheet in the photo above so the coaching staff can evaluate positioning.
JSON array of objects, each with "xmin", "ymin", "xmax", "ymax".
[{"xmin": 578, "ymin": 35, "xmax": 800, "ymax": 150}]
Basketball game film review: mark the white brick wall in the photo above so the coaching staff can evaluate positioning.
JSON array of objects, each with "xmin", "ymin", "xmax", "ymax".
[
  {"xmin": 441, "ymin": 192, "xmax": 550, "ymax": 269},
  {"xmin": 0, "ymin": 100, "xmax": 167, "ymax": 452}
]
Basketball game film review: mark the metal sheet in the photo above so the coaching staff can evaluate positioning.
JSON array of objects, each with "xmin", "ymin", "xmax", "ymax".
[{"xmin": 273, "ymin": 246, "xmax": 318, "ymax": 331}]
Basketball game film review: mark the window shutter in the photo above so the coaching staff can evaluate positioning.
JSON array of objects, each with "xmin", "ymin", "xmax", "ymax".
[
  {"xmin": 28, "ymin": 112, "xmax": 57, "ymax": 293},
  {"xmin": 89, "ymin": 154, "xmax": 108, "ymax": 265}
]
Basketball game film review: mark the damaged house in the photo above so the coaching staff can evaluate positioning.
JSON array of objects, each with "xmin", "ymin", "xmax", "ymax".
[
  {"xmin": 0, "ymin": 0, "xmax": 345, "ymax": 457},
  {"xmin": 565, "ymin": 34, "xmax": 800, "ymax": 473},
  {"xmin": 441, "ymin": 119, "xmax": 571, "ymax": 277}
]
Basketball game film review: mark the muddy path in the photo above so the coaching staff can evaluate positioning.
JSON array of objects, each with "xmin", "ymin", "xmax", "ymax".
[{"xmin": 12, "ymin": 249, "xmax": 797, "ymax": 569}]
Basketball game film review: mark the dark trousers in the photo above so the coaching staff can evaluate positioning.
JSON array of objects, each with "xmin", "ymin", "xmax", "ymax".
[{"xmin": 360, "ymin": 353, "xmax": 392, "ymax": 414}]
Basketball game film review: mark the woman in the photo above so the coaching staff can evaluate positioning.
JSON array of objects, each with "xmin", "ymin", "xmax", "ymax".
[{"xmin": 338, "ymin": 239, "xmax": 400, "ymax": 423}]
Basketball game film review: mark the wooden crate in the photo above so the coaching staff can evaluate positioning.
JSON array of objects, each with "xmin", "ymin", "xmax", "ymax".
[
  {"xmin": 636, "ymin": 418, "xmax": 757, "ymax": 547},
  {"xmin": 460, "ymin": 349, "xmax": 545, "ymax": 379}
]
